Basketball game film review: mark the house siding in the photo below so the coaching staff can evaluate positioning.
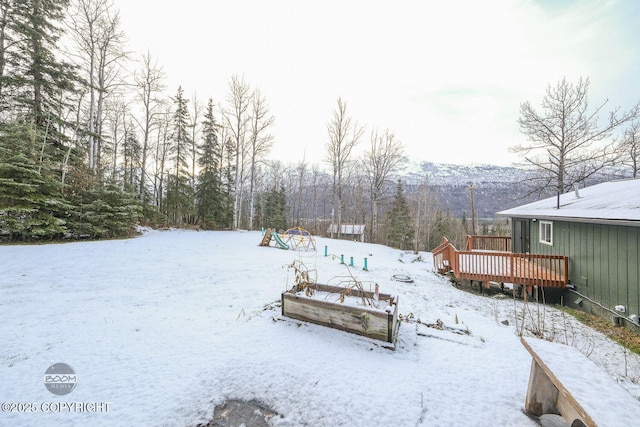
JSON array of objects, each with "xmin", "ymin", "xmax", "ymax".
[{"xmin": 518, "ymin": 219, "xmax": 640, "ymax": 317}]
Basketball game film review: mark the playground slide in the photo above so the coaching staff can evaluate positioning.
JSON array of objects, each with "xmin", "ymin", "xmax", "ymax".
[{"xmin": 271, "ymin": 231, "xmax": 289, "ymax": 250}]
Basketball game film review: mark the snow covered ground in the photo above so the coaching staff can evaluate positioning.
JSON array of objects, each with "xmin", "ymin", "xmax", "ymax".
[{"xmin": 1, "ymin": 229, "xmax": 639, "ymax": 426}]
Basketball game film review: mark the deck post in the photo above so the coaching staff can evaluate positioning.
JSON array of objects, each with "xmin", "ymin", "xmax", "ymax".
[{"xmin": 510, "ymin": 254, "xmax": 515, "ymax": 284}]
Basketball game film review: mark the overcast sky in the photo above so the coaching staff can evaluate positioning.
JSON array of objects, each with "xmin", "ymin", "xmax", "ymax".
[{"xmin": 113, "ymin": 0, "xmax": 640, "ymax": 166}]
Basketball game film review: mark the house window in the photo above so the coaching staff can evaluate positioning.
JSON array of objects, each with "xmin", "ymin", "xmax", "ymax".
[{"xmin": 539, "ymin": 221, "xmax": 553, "ymax": 245}]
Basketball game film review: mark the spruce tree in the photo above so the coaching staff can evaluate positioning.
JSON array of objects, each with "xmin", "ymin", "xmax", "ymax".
[
  {"xmin": 67, "ymin": 178, "xmax": 141, "ymax": 239},
  {"xmin": 0, "ymin": 0, "xmax": 84, "ymax": 240},
  {"xmin": 262, "ymin": 186, "xmax": 287, "ymax": 231},
  {"xmin": 196, "ymin": 99, "xmax": 230, "ymax": 228},
  {"xmin": 0, "ymin": 0, "xmax": 16, "ymax": 105},
  {"xmin": 0, "ymin": 122, "xmax": 71, "ymax": 240},
  {"xmin": 165, "ymin": 86, "xmax": 194, "ymax": 225},
  {"xmin": 385, "ymin": 180, "xmax": 414, "ymax": 250},
  {"xmin": 5, "ymin": 0, "xmax": 77, "ymax": 133}
]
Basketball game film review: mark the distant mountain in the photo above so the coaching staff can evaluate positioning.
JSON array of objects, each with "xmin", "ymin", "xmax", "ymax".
[
  {"xmin": 399, "ymin": 161, "xmax": 538, "ymax": 219},
  {"xmin": 398, "ymin": 161, "xmax": 633, "ymax": 219}
]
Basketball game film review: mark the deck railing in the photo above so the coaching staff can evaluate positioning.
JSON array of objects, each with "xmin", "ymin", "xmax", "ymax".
[
  {"xmin": 433, "ymin": 236, "xmax": 569, "ymax": 288},
  {"xmin": 465, "ymin": 235, "xmax": 511, "ymax": 252},
  {"xmin": 456, "ymin": 250, "xmax": 568, "ymax": 287},
  {"xmin": 433, "ymin": 237, "xmax": 456, "ymax": 274}
]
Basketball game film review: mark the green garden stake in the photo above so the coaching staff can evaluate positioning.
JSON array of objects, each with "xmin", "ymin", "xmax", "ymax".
[
  {"xmin": 324, "ymin": 245, "xmax": 328, "ymax": 257},
  {"xmin": 349, "ymin": 256, "xmax": 354, "ymax": 267},
  {"xmin": 363, "ymin": 257, "xmax": 368, "ymax": 271}
]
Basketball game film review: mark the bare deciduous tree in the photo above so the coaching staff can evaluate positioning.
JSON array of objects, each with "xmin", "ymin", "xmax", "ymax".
[
  {"xmin": 153, "ymin": 103, "xmax": 173, "ymax": 212},
  {"xmin": 309, "ymin": 164, "xmax": 325, "ymax": 234},
  {"xmin": 68, "ymin": 0, "xmax": 127, "ymax": 171},
  {"xmin": 189, "ymin": 93, "xmax": 203, "ymax": 214},
  {"xmin": 247, "ymin": 88, "xmax": 274, "ymax": 230},
  {"xmin": 619, "ymin": 121, "xmax": 640, "ymax": 178},
  {"xmin": 513, "ymin": 77, "xmax": 639, "ymax": 195},
  {"xmin": 222, "ymin": 75, "xmax": 251, "ymax": 229},
  {"xmin": 325, "ymin": 97, "xmax": 364, "ymax": 238},
  {"xmin": 294, "ymin": 155, "xmax": 308, "ymax": 227},
  {"xmin": 412, "ymin": 177, "xmax": 440, "ymax": 251},
  {"xmin": 103, "ymin": 96, "xmax": 128, "ymax": 179},
  {"xmin": 362, "ymin": 128, "xmax": 404, "ymax": 242},
  {"xmin": 133, "ymin": 51, "xmax": 166, "ymax": 201}
]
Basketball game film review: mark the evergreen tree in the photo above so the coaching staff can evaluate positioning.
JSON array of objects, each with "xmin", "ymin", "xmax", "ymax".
[
  {"xmin": 221, "ymin": 134, "xmax": 235, "ymax": 201},
  {"xmin": 461, "ymin": 211, "xmax": 468, "ymax": 234},
  {"xmin": 0, "ymin": 122, "xmax": 71, "ymax": 240},
  {"xmin": 165, "ymin": 86, "xmax": 194, "ymax": 225},
  {"xmin": 429, "ymin": 209, "xmax": 446, "ymax": 249},
  {"xmin": 481, "ymin": 222, "xmax": 490, "ymax": 235},
  {"xmin": 262, "ymin": 185, "xmax": 287, "ymax": 231},
  {"xmin": 66, "ymin": 178, "xmax": 141, "ymax": 239},
  {"xmin": 0, "ymin": 0, "xmax": 16, "ymax": 105},
  {"xmin": 385, "ymin": 180, "xmax": 414, "ymax": 250},
  {"xmin": 122, "ymin": 125, "xmax": 141, "ymax": 189},
  {"xmin": 430, "ymin": 208, "xmax": 466, "ymax": 249},
  {"xmin": 196, "ymin": 98, "xmax": 231, "ymax": 228},
  {"xmin": 2, "ymin": 0, "xmax": 81, "ymax": 226},
  {"xmin": 0, "ymin": 1, "xmax": 143, "ymax": 240},
  {"xmin": 4, "ymin": 0, "xmax": 77, "ymax": 132}
]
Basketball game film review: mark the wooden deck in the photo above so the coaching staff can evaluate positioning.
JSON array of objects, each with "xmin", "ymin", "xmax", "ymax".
[{"xmin": 433, "ymin": 236, "xmax": 569, "ymax": 288}]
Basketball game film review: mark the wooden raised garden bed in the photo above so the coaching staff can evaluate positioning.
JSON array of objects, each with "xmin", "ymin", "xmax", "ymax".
[{"xmin": 281, "ymin": 282, "xmax": 400, "ymax": 343}]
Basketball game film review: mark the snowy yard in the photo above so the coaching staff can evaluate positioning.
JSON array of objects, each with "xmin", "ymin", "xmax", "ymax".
[{"xmin": 1, "ymin": 229, "xmax": 639, "ymax": 426}]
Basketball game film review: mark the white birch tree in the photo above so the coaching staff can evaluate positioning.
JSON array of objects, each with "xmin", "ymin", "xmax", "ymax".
[
  {"xmin": 67, "ymin": 0, "xmax": 127, "ymax": 172},
  {"xmin": 222, "ymin": 75, "xmax": 251, "ymax": 229},
  {"xmin": 325, "ymin": 97, "xmax": 363, "ymax": 238},
  {"xmin": 133, "ymin": 51, "xmax": 165, "ymax": 201},
  {"xmin": 247, "ymin": 88, "xmax": 274, "ymax": 230},
  {"xmin": 189, "ymin": 93, "xmax": 203, "ymax": 216}
]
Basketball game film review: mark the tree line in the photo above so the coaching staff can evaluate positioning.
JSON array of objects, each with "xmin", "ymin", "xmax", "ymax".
[
  {"xmin": 1, "ymin": 1, "xmax": 637, "ymax": 249},
  {"xmin": 0, "ymin": 0, "xmax": 468, "ymax": 249}
]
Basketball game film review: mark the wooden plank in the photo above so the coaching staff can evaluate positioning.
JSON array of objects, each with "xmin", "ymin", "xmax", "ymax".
[
  {"xmin": 524, "ymin": 359, "xmax": 559, "ymax": 416},
  {"xmin": 282, "ymin": 285, "xmax": 399, "ymax": 343},
  {"xmin": 556, "ymin": 393, "xmax": 588, "ymax": 427},
  {"xmin": 283, "ymin": 293, "xmax": 390, "ymax": 341},
  {"xmin": 521, "ymin": 337, "xmax": 640, "ymax": 427},
  {"xmin": 388, "ymin": 295, "xmax": 400, "ymax": 343},
  {"xmin": 521, "ymin": 338, "xmax": 594, "ymax": 426},
  {"xmin": 295, "ymin": 282, "xmax": 395, "ymax": 303},
  {"xmin": 284, "ymin": 292, "xmax": 391, "ymax": 318}
]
